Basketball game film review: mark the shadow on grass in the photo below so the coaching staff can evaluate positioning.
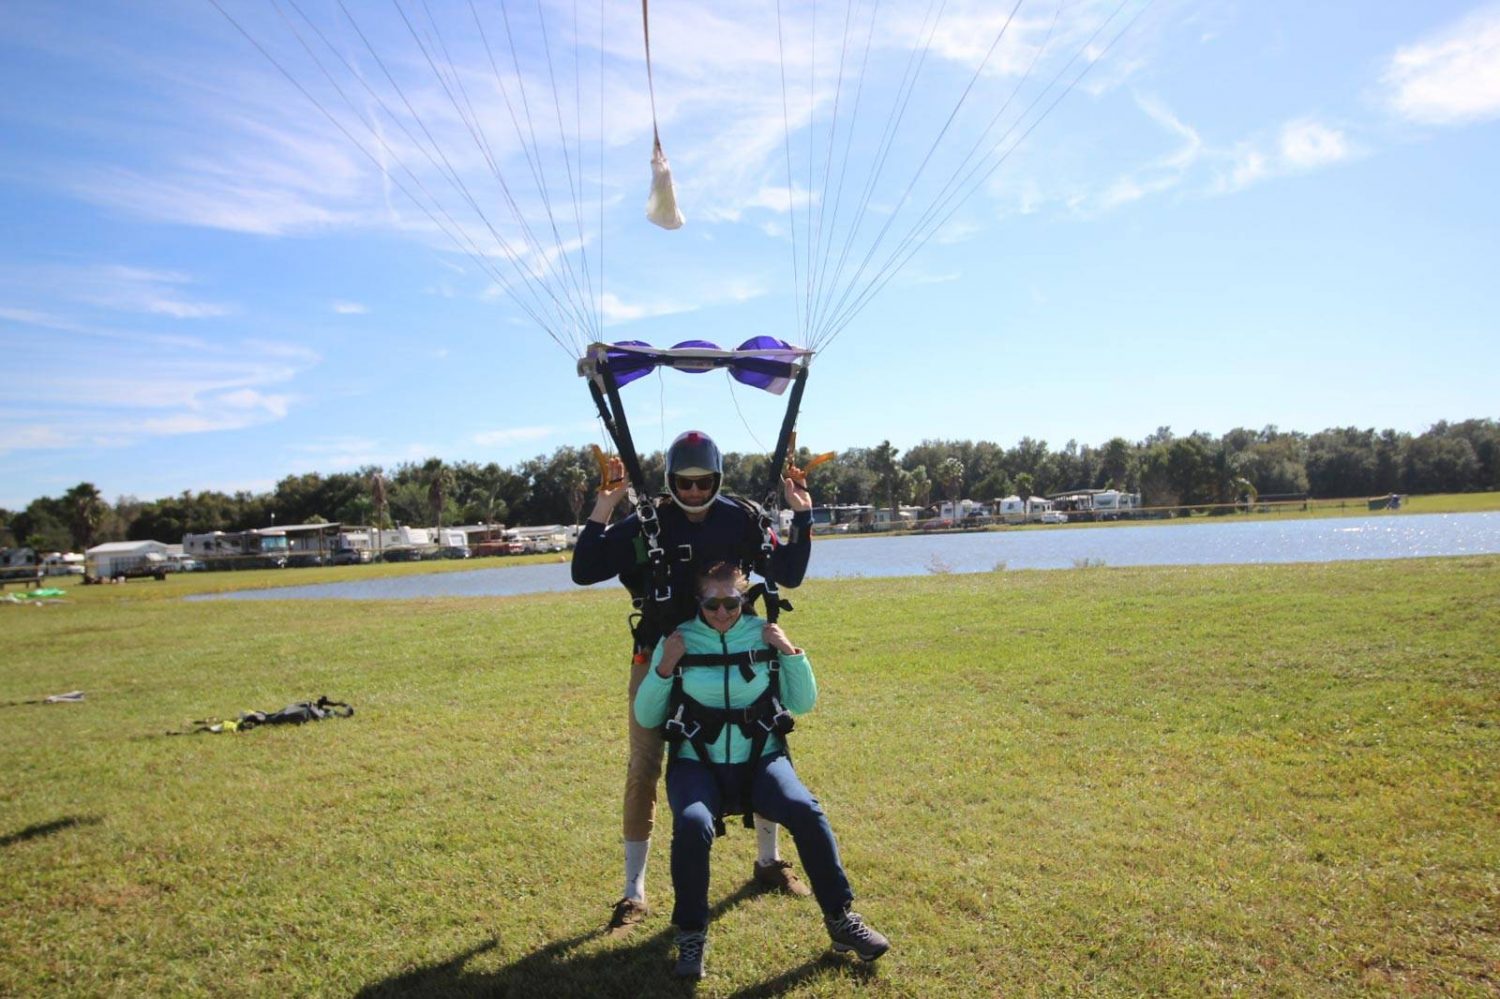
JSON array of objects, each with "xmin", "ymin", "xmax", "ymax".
[
  {"xmin": 355, "ymin": 882, "xmax": 875, "ymax": 997},
  {"xmin": 1, "ymin": 815, "xmax": 101, "ymax": 849}
]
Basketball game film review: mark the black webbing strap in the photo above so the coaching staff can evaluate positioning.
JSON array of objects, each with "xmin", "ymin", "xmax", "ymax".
[
  {"xmin": 587, "ymin": 359, "xmax": 671, "ymax": 608},
  {"xmin": 678, "ymin": 647, "xmax": 778, "ymax": 683},
  {"xmin": 756, "ymin": 366, "xmax": 809, "ymax": 626}
]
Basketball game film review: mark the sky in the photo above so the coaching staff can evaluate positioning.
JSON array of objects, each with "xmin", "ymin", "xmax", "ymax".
[{"xmin": 2, "ymin": 0, "xmax": 1498, "ymax": 510}]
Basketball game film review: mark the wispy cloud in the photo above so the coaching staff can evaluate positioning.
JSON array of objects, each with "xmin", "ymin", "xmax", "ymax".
[
  {"xmin": 3, "ymin": 265, "xmax": 232, "ymax": 322},
  {"xmin": 1383, "ymin": 5, "xmax": 1500, "ymax": 125},
  {"xmin": 1211, "ymin": 118, "xmax": 1355, "ymax": 194},
  {"xmin": 332, "ymin": 301, "xmax": 368, "ymax": 315},
  {"xmin": 0, "ymin": 308, "xmax": 318, "ymax": 456},
  {"xmin": 472, "ymin": 424, "xmax": 562, "ymax": 448}
]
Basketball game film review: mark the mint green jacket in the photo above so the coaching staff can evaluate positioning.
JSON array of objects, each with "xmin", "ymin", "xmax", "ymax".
[{"xmin": 633, "ymin": 612, "xmax": 816, "ymax": 764}]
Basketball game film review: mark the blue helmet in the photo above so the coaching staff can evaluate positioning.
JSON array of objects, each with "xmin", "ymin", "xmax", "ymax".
[{"xmin": 665, "ymin": 430, "xmax": 723, "ymax": 513}]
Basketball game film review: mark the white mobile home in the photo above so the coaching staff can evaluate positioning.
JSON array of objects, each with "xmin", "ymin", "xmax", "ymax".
[{"xmin": 87, "ymin": 540, "xmax": 170, "ymax": 579}]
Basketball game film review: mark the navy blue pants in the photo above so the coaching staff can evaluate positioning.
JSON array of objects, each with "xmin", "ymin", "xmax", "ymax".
[{"xmin": 666, "ymin": 753, "xmax": 854, "ymax": 931}]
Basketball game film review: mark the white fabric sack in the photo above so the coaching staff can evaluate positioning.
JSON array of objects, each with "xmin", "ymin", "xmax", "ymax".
[{"xmin": 646, "ymin": 142, "xmax": 685, "ymax": 230}]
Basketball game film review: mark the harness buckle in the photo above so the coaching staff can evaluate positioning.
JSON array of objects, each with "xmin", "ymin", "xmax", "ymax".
[
  {"xmin": 653, "ymin": 583, "xmax": 672, "ymax": 603},
  {"xmin": 664, "ymin": 716, "xmax": 701, "ymax": 741},
  {"xmin": 760, "ymin": 697, "xmax": 796, "ymax": 734},
  {"xmin": 674, "ymin": 543, "xmax": 693, "ymax": 563}
]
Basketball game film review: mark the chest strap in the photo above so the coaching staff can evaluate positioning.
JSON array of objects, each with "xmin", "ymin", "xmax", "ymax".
[{"xmin": 676, "ymin": 647, "xmax": 778, "ymax": 683}]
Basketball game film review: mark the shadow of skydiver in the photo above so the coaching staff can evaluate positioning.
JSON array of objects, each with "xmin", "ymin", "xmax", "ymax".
[
  {"xmin": 356, "ymin": 881, "xmax": 864, "ymax": 997},
  {"xmin": 0, "ymin": 815, "xmax": 101, "ymax": 849}
]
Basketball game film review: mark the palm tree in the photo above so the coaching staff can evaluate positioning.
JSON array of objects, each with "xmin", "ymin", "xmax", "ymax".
[
  {"xmin": 938, "ymin": 457, "xmax": 964, "ymax": 513},
  {"xmin": 64, "ymin": 483, "xmax": 106, "ymax": 551}
]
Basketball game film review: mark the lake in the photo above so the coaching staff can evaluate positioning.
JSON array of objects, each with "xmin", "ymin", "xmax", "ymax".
[{"xmin": 197, "ymin": 511, "xmax": 1500, "ymax": 601}]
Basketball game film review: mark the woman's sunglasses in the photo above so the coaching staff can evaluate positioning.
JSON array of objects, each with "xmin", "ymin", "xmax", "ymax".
[
  {"xmin": 699, "ymin": 596, "xmax": 743, "ymax": 612},
  {"xmin": 674, "ymin": 474, "xmax": 716, "ymax": 492}
]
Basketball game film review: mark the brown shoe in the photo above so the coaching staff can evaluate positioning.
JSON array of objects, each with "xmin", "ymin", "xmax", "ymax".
[
  {"xmin": 606, "ymin": 897, "xmax": 649, "ymax": 937},
  {"xmin": 752, "ymin": 859, "xmax": 812, "ymax": 897}
]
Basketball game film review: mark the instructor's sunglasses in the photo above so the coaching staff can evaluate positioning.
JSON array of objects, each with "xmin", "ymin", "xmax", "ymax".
[
  {"xmin": 699, "ymin": 596, "xmax": 743, "ymax": 612},
  {"xmin": 674, "ymin": 475, "xmax": 716, "ymax": 492}
]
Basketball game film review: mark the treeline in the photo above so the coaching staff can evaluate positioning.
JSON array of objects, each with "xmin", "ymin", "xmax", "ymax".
[{"xmin": 3, "ymin": 419, "xmax": 1496, "ymax": 552}]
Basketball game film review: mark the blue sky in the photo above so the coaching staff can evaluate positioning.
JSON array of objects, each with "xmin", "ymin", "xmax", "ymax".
[{"xmin": 3, "ymin": 0, "xmax": 1498, "ymax": 510}]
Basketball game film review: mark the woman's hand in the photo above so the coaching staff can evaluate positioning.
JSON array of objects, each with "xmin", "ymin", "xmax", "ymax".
[
  {"xmin": 656, "ymin": 630, "xmax": 686, "ymax": 677},
  {"xmin": 589, "ymin": 456, "xmax": 630, "ymax": 523},
  {"xmin": 762, "ymin": 623, "xmax": 798, "ymax": 656}
]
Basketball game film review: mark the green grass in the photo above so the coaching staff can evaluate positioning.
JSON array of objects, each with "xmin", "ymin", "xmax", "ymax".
[{"xmin": 3, "ymin": 558, "xmax": 1497, "ymax": 997}]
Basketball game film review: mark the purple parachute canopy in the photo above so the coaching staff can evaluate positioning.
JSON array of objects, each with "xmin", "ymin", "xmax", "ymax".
[{"xmin": 578, "ymin": 337, "xmax": 812, "ymax": 395}]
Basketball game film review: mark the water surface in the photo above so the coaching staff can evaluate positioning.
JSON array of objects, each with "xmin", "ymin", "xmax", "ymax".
[{"xmin": 195, "ymin": 511, "xmax": 1500, "ymax": 602}]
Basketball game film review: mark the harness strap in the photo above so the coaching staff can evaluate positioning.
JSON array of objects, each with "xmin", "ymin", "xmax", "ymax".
[
  {"xmin": 661, "ymin": 662, "xmax": 795, "ymax": 830},
  {"xmin": 678, "ymin": 647, "xmax": 777, "ymax": 683}
]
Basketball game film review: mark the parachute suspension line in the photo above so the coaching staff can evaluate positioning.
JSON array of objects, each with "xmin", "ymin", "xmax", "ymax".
[
  {"xmin": 216, "ymin": 0, "xmax": 572, "ymax": 353},
  {"xmin": 477, "ymin": 0, "xmax": 598, "ymax": 348},
  {"xmin": 599, "ymin": 0, "xmax": 607, "ymax": 341},
  {"xmin": 532, "ymin": 0, "xmax": 601, "ymax": 346},
  {"xmin": 801, "ymin": 0, "xmax": 819, "ymax": 341},
  {"xmin": 473, "ymin": 0, "xmax": 601, "ymax": 347},
  {"xmin": 805, "ymin": 0, "xmax": 946, "ymax": 349},
  {"xmin": 571, "ymin": 0, "xmax": 600, "ymax": 348},
  {"xmin": 774, "ymin": 0, "xmax": 805, "ymax": 341},
  {"xmin": 642, "ymin": 0, "xmax": 662, "ymax": 151},
  {"xmin": 808, "ymin": 0, "xmax": 1027, "ymax": 348},
  {"xmin": 726, "ymin": 375, "xmax": 770, "ymax": 457},
  {"xmin": 818, "ymin": 0, "xmax": 1152, "ymax": 351},
  {"xmin": 461, "ymin": 1, "xmax": 600, "ymax": 347},
  {"xmin": 821, "ymin": 0, "xmax": 1065, "ymax": 342},
  {"xmin": 335, "ymin": 0, "xmax": 593, "ymax": 346},
  {"xmin": 804, "ymin": 0, "xmax": 867, "ymax": 346}
]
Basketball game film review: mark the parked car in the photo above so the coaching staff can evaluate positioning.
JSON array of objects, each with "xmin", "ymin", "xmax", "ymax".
[
  {"xmin": 437, "ymin": 545, "xmax": 472, "ymax": 559},
  {"xmin": 1040, "ymin": 511, "xmax": 1069, "ymax": 524},
  {"xmin": 381, "ymin": 546, "xmax": 422, "ymax": 562},
  {"xmin": 286, "ymin": 553, "xmax": 325, "ymax": 568},
  {"xmin": 329, "ymin": 547, "xmax": 370, "ymax": 566}
]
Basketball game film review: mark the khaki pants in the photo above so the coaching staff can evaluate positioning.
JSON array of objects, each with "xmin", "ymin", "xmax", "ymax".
[{"xmin": 624, "ymin": 657, "xmax": 666, "ymax": 841}]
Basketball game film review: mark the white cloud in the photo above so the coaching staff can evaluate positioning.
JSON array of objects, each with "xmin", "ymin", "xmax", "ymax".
[
  {"xmin": 332, "ymin": 301, "xmax": 368, "ymax": 315},
  {"xmin": 1211, "ymin": 119, "xmax": 1353, "ymax": 194},
  {"xmin": 1384, "ymin": 6, "xmax": 1500, "ymax": 125},
  {"xmin": 0, "ymin": 309, "xmax": 318, "ymax": 455},
  {"xmin": 472, "ymin": 425, "xmax": 560, "ymax": 447},
  {"xmin": 1278, "ymin": 120, "xmax": 1349, "ymax": 169},
  {"xmin": 12, "ymin": 264, "xmax": 233, "ymax": 321},
  {"xmin": 600, "ymin": 291, "xmax": 694, "ymax": 324}
]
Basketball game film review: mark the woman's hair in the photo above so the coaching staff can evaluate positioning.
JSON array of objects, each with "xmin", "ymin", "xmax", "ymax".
[{"xmin": 696, "ymin": 561, "xmax": 749, "ymax": 596}]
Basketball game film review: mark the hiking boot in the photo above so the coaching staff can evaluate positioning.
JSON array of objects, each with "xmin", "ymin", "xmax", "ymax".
[
  {"xmin": 673, "ymin": 929, "xmax": 707, "ymax": 978},
  {"xmin": 606, "ymin": 897, "xmax": 648, "ymax": 937},
  {"xmin": 752, "ymin": 859, "xmax": 812, "ymax": 897},
  {"xmin": 826, "ymin": 909, "xmax": 890, "ymax": 962}
]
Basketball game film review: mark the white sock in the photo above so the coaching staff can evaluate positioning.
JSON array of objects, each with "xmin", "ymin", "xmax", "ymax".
[
  {"xmin": 753, "ymin": 816, "xmax": 780, "ymax": 866},
  {"xmin": 623, "ymin": 838, "xmax": 650, "ymax": 902}
]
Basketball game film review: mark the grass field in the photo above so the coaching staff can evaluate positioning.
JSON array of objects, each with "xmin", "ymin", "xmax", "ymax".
[{"xmin": 3, "ymin": 556, "xmax": 1497, "ymax": 997}]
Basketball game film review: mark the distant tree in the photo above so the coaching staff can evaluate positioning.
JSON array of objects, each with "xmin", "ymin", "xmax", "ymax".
[
  {"xmin": 63, "ymin": 482, "xmax": 107, "ymax": 551},
  {"xmin": 1096, "ymin": 437, "xmax": 1134, "ymax": 490},
  {"xmin": 563, "ymin": 466, "xmax": 589, "ymax": 526},
  {"xmin": 908, "ymin": 465, "xmax": 933, "ymax": 508},
  {"xmin": 370, "ymin": 472, "xmax": 389, "ymax": 529},
  {"xmin": 1014, "ymin": 472, "xmax": 1034, "ymax": 503},
  {"xmin": 1404, "ymin": 426, "xmax": 1479, "ymax": 493},
  {"xmin": 871, "ymin": 441, "xmax": 902, "ymax": 517},
  {"xmin": 938, "ymin": 457, "xmax": 964, "ymax": 507},
  {"xmin": 425, "ymin": 459, "xmax": 456, "ymax": 527}
]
